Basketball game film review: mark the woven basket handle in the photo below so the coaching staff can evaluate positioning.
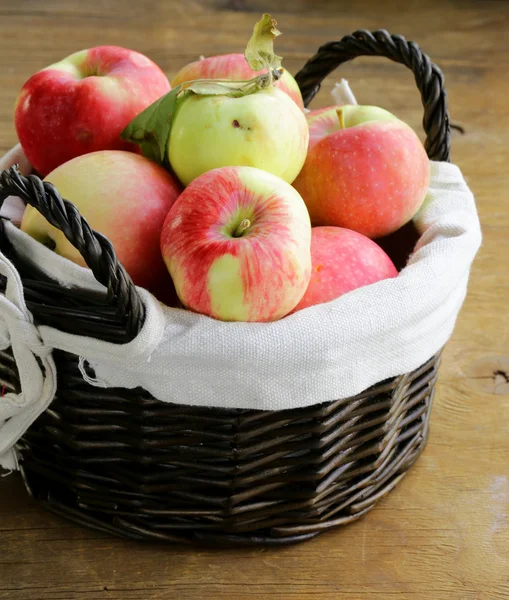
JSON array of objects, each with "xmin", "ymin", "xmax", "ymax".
[
  {"xmin": 294, "ymin": 29, "xmax": 451, "ymax": 162},
  {"xmin": 0, "ymin": 167, "xmax": 145, "ymax": 337}
]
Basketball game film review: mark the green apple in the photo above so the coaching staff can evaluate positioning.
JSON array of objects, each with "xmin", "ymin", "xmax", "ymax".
[
  {"xmin": 168, "ymin": 86, "xmax": 309, "ymax": 186},
  {"xmin": 121, "ymin": 14, "xmax": 309, "ymax": 187}
]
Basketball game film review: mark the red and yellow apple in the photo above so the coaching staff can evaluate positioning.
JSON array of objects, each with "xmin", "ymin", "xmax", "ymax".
[
  {"xmin": 15, "ymin": 46, "xmax": 171, "ymax": 176},
  {"xmin": 292, "ymin": 226, "xmax": 398, "ymax": 312},
  {"xmin": 168, "ymin": 86, "xmax": 309, "ymax": 187},
  {"xmin": 306, "ymin": 106, "xmax": 342, "ymax": 150},
  {"xmin": 293, "ymin": 105, "xmax": 430, "ymax": 238},
  {"xmin": 160, "ymin": 166, "xmax": 312, "ymax": 322},
  {"xmin": 20, "ymin": 151, "xmax": 181, "ymax": 300},
  {"xmin": 171, "ymin": 53, "xmax": 304, "ymax": 109}
]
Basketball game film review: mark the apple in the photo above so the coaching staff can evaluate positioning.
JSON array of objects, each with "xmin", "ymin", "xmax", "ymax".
[
  {"xmin": 293, "ymin": 105, "xmax": 431, "ymax": 238},
  {"xmin": 171, "ymin": 53, "xmax": 304, "ymax": 109},
  {"xmin": 15, "ymin": 46, "xmax": 171, "ymax": 176},
  {"xmin": 168, "ymin": 86, "xmax": 309, "ymax": 187},
  {"xmin": 306, "ymin": 105, "xmax": 397, "ymax": 150},
  {"xmin": 292, "ymin": 226, "xmax": 398, "ymax": 312},
  {"xmin": 20, "ymin": 151, "xmax": 181, "ymax": 300},
  {"xmin": 121, "ymin": 14, "xmax": 307, "ymax": 187},
  {"xmin": 306, "ymin": 106, "xmax": 343, "ymax": 150},
  {"xmin": 160, "ymin": 166, "xmax": 312, "ymax": 322}
]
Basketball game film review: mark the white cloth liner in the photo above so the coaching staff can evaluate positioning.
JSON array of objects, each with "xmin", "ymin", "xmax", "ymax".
[
  {"xmin": 0, "ymin": 158, "xmax": 482, "ymax": 471},
  {"xmin": 331, "ymin": 79, "xmax": 359, "ymax": 106},
  {"xmin": 0, "ymin": 144, "xmax": 32, "ymax": 225},
  {"xmin": 0, "ymin": 245, "xmax": 57, "ymax": 471}
]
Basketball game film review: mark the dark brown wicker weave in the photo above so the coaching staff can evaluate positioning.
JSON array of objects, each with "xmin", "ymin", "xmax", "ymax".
[{"xmin": 0, "ymin": 30, "xmax": 450, "ymax": 545}]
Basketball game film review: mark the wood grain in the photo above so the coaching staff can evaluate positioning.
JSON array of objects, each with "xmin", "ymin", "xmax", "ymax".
[{"xmin": 1, "ymin": 0, "xmax": 508, "ymax": 598}]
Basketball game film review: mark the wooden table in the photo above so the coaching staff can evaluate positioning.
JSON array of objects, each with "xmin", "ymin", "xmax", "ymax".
[{"xmin": 1, "ymin": 1, "xmax": 508, "ymax": 598}]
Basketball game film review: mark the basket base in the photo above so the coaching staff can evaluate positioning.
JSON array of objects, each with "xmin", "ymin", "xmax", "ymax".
[
  {"xmin": 1, "ymin": 349, "xmax": 441, "ymax": 546},
  {"xmin": 22, "ymin": 456, "xmax": 422, "ymax": 546}
]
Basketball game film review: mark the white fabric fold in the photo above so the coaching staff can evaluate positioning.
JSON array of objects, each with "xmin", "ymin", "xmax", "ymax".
[
  {"xmin": 331, "ymin": 79, "xmax": 359, "ymax": 106},
  {"xmin": 0, "ymin": 247, "xmax": 57, "ymax": 470},
  {"xmin": 0, "ymin": 143, "xmax": 32, "ymax": 226}
]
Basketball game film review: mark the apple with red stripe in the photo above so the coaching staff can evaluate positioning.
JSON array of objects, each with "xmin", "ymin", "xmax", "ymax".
[
  {"xmin": 292, "ymin": 227, "xmax": 398, "ymax": 313},
  {"xmin": 15, "ymin": 46, "xmax": 170, "ymax": 176},
  {"xmin": 171, "ymin": 53, "xmax": 304, "ymax": 109},
  {"xmin": 160, "ymin": 167, "xmax": 312, "ymax": 322},
  {"xmin": 293, "ymin": 105, "xmax": 430, "ymax": 238}
]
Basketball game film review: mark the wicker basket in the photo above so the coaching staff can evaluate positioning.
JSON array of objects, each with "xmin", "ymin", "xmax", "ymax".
[{"xmin": 0, "ymin": 30, "xmax": 449, "ymax": 546}]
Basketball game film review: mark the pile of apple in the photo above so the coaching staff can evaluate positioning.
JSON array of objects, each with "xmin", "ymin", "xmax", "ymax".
[{"xmin": 13, "ymin": 15, "xmax": 430, "ymax": 322}]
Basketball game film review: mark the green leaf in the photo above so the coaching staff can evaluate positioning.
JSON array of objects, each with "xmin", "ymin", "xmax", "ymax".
[
  {"xmin": 120, "ymin": 86, "xmax": 185, "ymax": 165},
  {"xmin": 244, "ymin": 13, "xmax": 282, "ymax": 73}
]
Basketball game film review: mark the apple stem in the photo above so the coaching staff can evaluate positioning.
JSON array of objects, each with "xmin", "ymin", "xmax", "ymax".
[
  {"xmin": 256, "ymin": 67, "xmax": 283, "ymax": 90},
  {"xmin": 337, "ymin": 108, "xmax": 346, "ymax": 130},
  {"xmin": 233, "ymin": 219, "xmax": 251, "ymax": 237}
]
